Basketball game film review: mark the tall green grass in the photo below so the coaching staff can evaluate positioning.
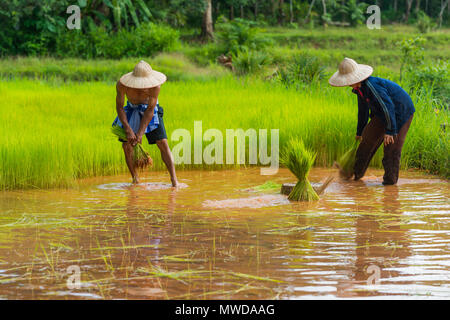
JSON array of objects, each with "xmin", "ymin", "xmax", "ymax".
[
  {"xmin": 0, "ymin": 77, "xmax": 448, "ymax": 189},
  {"xmin": 0, "ymin": 53, "xmax": 227, "ymax": 83}
]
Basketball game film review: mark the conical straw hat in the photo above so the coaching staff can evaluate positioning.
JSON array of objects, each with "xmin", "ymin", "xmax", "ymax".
[
  {"xmin": 328, "ymin": 58, "xmax": 373, "ymax": 87},
  {"xmin": 119, "ymin": 60, "xmax": 167, "ymax": 89}
]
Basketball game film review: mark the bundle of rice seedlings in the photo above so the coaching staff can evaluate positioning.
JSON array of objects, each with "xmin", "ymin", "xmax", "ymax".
[
  {"xmin": 111, "ymin": 125, "xmax": 153, "ymax": 169},
  {"xmin": 335, "ymin": 141, "xmax": 359, "ymax": 180},
  {"xmin": 281, "ymin": 139, "xmax": 319, "ymax": 201}
]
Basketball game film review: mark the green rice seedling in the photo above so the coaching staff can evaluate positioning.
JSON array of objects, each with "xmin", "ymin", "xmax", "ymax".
[
  {"xmin": 111, "ymin": 125, "xmax": 153, "ymax": 169},
  {"xmin": 281, "ymin": 139, "xmax": 319, "ymax": 201},
  {"xmin": 252, "ymin": 181, "xmax": 282, "ymax": 192},
  {"xmin": 336, "ymin": 141, "xmax": 359, "ymax": 180}
]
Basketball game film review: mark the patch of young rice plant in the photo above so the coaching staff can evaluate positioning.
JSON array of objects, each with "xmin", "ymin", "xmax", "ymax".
[
  {"xmin": 336, "ymin": 141, "xmax": 359, "ymax": 180},
  {"xmin": 281, "ymin": 139, "xmax": 319, "ymax": 201}
]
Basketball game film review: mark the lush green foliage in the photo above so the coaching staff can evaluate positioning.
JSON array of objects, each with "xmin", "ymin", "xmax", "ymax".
[
  {"xmin": 216, "ymin": 18, "xmax": 273, "ymax": 55},
  {"xmin": 407, "ymin": 61, "xmax": 450, "ymax": 105},
  {"xmin": 398, "ymin": 36, "xmax": 449, "ymax": 103},
  {"xmin": 336, "ymin": 0, "xmax": 368, "ymax": 27},
  {"xmin": 416, "ymin": 10, "xmax": 436, "ymax": 33},
  {"xmin": 276, "ymin": 53, "xmax": 326, "ymax": 88},
  {"xmin": 55, "ymin": 23, "xmax": 179, "ymax": 59},
  {"xmin": 1, "ymin": 1, "xmax": 449, "ymax": 57},
  {"xmin": 232, "ymin": 48, "xmax": 272, "ymax": 75}
]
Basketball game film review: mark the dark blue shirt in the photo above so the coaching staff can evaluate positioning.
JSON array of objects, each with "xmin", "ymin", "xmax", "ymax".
[{"xmin": 353, "ymin": 76, "xmax": 415, "ymax": 136}]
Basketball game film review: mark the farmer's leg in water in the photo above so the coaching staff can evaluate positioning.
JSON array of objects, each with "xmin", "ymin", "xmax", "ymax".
[
  {"xmin": 156, "ymin": 139, "xmax": 178, "ymax": 187},
  {"xmin": 354, "ymin": 117, "xmax": 384, "ymax": 180},
  {"xmin": 122, "ymin": 141, "xmax": 139, "ymax": 184},
  {"xmin": 382, "ymin": 115, "xmax": 413, "ymax": 185}
]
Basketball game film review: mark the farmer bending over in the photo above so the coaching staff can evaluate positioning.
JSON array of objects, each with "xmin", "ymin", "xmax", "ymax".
[
  {"xmin": 329, "ymin": 58, "xmax": 415, "ymax": 185},
  {"xmin": 113, "ymin": 60, "xmax": 178, "ymax": 187}
]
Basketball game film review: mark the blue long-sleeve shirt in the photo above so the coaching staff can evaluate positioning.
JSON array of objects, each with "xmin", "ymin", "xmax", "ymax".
[{"xmin": 353, "ymin": 76, "xmax": 415, "ymax": 136}]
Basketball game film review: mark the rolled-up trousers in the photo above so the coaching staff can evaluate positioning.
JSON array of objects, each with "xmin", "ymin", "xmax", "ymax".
[{"xmin": 354, "ymin": 115, "xmax": 413, "ymax": 185}]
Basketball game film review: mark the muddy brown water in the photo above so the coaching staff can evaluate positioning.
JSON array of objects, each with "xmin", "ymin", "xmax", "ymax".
[{"xmin": 0, "ymin": 168, "xmax": 449, "ymax": 299}]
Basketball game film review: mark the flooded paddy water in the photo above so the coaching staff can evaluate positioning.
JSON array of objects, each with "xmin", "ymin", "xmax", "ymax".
[{"xmin": 0, "ymin": 168, "xmax": 449, "ymax": 299}]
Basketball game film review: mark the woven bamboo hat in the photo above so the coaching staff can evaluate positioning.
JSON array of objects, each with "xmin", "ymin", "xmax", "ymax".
[
  {"xmin": 119, "ymin": 60, "xmax": 167, "ymax": 89},
  {"xmin": 328, "ymin": 58, "xmax": 373, "ymax": 87}
]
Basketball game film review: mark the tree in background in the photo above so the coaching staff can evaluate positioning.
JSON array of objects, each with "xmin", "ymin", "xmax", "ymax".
[
  {"xmin": 1, "ymin": 0, "xmax": 449, "ymax": 56},
  {"xmin": 202, "ymin": 0, "xmax": 214, "ymax": 39}
]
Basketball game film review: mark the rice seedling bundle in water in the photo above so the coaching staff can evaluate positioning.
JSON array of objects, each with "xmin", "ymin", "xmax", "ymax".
[
  {"xmin": 336, "ymin": 141, "xmax": 359, "ymax": 179},
  {"xmin": 111, "ymin": 125, "xmax": 153, "ymax": 169},
  {"xmin": 281, "ymin": 139, "xmax": 319, "ymax": 201}
]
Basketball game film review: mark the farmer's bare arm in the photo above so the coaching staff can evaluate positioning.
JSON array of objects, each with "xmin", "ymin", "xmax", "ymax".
[
  {"xmin": 136, "ymin": 86, "xmax": 160, "ymax": 143},
  {"xmin": 116, "ymin": 81, "xmax": 136, "ymax": 143}
]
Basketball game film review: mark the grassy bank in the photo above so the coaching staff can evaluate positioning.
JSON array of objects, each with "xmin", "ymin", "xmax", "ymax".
[
  {"xmin": 182, "ymin": 25, "xmax": 450, "ymax": 69},
  {"xmin": 2, "ymin": 26, "xmax": 449, "ymax": 83},
  {"xmin": 0, "ymin": 78, "xmax": 447, "ymax": 190},
  {"xmin": 0, "ymin": 53, "xmax": 227, "ymax": 83}
]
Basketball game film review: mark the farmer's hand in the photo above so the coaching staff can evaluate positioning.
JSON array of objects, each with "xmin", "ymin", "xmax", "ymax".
[
  {"xmin": 135, "ymin": 133, "xmax": 143, "ymax": 145},
  {"xmin": 384, "ymin": 134, "xmax": 395, "ymax": 146},
  {"xmin": 355, "ymin": 136, "xmax": 362, "ymax": 142},
  {"xmin": 126, "ymin": 129, "xmax": 137, "ymax": 146}
]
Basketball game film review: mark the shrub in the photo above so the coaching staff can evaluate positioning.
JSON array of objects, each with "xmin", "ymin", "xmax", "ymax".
[
  {"xmin": 406, "ymin": 61, "xmax": 449, "ymax": 105},
  {"xmin": 277, "ymin": 53, "xmax": 326, "ymax": 88},
  {"xmin": 216, "ymin": 19, "xmax": 273, "ymax": 55},
  {"xmin": 336, "ymin": 0, "xmax": 368, "ymax": 27},
  {"xmin": 232, "ymin": 48, "xmax": 272, "ymax": 75},
  {"xmin": 55, "ymin": 23, "xmax": 179, "ymax": 59},
  {"xmin": 416, "ymin": 11, "xmax": 435, "ymax": 34},
  {"xmin": 399, "ymin": 37, "xmax": 426, "ymax": 81},
  {"xmin": 56, "ymin": 29, "xmax": 95, "ymax": 59},
  {"xmin": 137, "ymin": 23, "xmax": 180, "ymax": 54}
]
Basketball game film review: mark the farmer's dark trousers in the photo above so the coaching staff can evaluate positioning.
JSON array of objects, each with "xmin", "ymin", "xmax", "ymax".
[{"xmin": 354, "ymin": 115, "xmax": 413, "ymax": 185}]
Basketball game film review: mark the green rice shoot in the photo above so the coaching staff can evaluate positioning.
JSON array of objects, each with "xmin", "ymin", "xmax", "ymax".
[
  {"xmin": 253, "ymin": 181, "xmax": 282, "ymax": 192},
  {"xmin": 336, "ymin": 141, "xmax": 359, "ymax": 180},
  {"xmin": 111, "ymin": 125, "xmax": 153, "ymax": 169},
  {"xmin": 281, "ymin": 139, "xmax": 319, "ymax": 201}
]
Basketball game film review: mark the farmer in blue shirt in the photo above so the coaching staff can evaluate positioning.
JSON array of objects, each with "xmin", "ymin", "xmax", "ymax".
[
  {"xmin": 113, "ymin": 61, "xmax": 178, "ymax": 187},
  {"xmin": 329, "ymin": 58, "xmax": 415, "ymax": 185}
]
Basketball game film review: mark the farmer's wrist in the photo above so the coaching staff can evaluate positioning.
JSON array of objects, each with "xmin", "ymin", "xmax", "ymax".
[
  {"xmin": 125, "ymin": 126, "xmax": 134, "ymax": 134},
  {"xmin": 385, "ymin": 129, "xmax": 396, "ymax": 135}
]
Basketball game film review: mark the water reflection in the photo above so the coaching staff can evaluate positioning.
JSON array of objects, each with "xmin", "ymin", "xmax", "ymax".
[
  {"xmin": 120, "ymin": 186, "xmax": 179, "ymax": 298},
  {"xmin": 350, "ymin": 184, "xmax": 411, "ymax": 297}
]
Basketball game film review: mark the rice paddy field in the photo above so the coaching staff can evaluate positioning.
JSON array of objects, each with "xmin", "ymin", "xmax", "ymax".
[
  {"xmin": 0, "ymin": 25, "xmax": 449, "ymax": 300},
  {"xmin": 0, "ymin": 76, "xmax": 448, "ymax": 190}
]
